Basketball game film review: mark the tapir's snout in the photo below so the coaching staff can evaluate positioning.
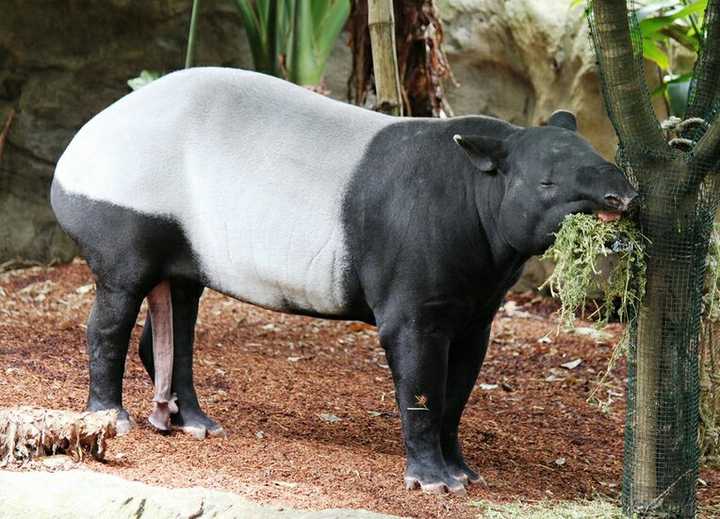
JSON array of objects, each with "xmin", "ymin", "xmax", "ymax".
[
  {"xmin": 594, "ymin": 167, "xmax": 638, "ymax": 222},
  {"xmin": 603, "ymin": 190, "xmax": 638, "ymax": 213}
]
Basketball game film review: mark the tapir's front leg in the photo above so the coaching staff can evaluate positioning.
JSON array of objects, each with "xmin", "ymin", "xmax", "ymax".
[
  {"xmin": 147, "ymin": 281, "xmax": 174, "ymax": 432},
  {"xmin": 380, "ymin": 318, "xmax": 466, "ymax": 495},
  {"xmin": 442, "ymin": 322, "xmax": 490, "ymax": 484}
]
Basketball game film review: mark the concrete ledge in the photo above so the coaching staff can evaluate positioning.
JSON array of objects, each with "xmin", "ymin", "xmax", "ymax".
[{"xmin": 0, "ymin": 469, "xmax": 402, "ymax": 519}]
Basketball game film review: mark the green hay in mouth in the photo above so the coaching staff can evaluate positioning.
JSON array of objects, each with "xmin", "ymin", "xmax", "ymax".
[
  {"xmin": 540, "ymin": 214, "xmax": 648, "ymax": 328},
  {"xmin": 542, "ymin": 214, "xmax": 720, "ymax": 463}
]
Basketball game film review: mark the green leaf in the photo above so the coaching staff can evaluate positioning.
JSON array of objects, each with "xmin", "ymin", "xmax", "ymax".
[
  {"xmin": 638, "ymin": 0, "xmax": 707, "ymax": 35},
  {"xmin": 314, "ymin": 0, "xmax": 350, "ymax": 69},
  {"xmin": 233, "ymin": 0, "xmax": 349, "ymax": 85},
  {"xmin": 639, "ymin": 16, "xmax": 677, "ymax": 36},
  {"xmin": 234, "ymin": 1, "xmax": 266, "ymax": 70},
  {"xmin": 662, "ymin": 25, "xmax": 701, "ymax": 52},
  {"xmin": 668, "ymin": 0, "xmax": 707, "ymax": 21},
  {"xmin": 642, "ymin": 38, "xmax": 670, "ymax": 69},
  {"xmin": 288, "ymin": 0, "xmax": 317, "ymax": 84},
  {"xmin": 636, "ymin": 0, "xmax": 684, "ymax": 22},
  {"xmin": 127, "ymin": 70, "xmax": 162, "ymax": 91}
]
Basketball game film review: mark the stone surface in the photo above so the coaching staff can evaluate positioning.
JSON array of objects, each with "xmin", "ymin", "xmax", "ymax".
[
  {"xmin": 440, "ymin": 0, "xmax": 615, "ymax": 156},
  {"xmin": 0, "ymin": 0, "xmax": 252, "ymax": 263},
  {"xmin": 439, "ymin": 0, "xmax": 666, "ymax": 157},
  {"xmin": 1, "ymin": 0, "xmax": 653, "ymax": 292},
  {"xmin": 0, "ymin": 469, "xmax": 403, "ymax": 519}
]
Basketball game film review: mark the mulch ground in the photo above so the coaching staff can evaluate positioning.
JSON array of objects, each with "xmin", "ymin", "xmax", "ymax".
[{"xmin": 0, "ymin": 260, "xmax": 718, "ymax": 518}]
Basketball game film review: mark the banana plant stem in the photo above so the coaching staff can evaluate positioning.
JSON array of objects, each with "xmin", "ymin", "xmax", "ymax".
[{"xmin": 185, "ymin": 0, "xmax": 202, "ymax": 69}]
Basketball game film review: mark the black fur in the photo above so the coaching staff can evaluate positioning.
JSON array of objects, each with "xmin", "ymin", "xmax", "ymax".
[
  {"xmin": 340, "ymin": 115, "xmax": 636, "ymax": 489},
  {"xmin": 50, "ymin": 183, "xmax": 214, "ymax": 427}
]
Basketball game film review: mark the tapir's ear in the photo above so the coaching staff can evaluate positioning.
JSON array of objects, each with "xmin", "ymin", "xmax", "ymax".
[
  {"xmin": 547, "ymin": 110, "xmax": 577, "ymax": 131},
  {"xmin": 453, "ymin": 134, "xmax": 508, "ymax": 173}
]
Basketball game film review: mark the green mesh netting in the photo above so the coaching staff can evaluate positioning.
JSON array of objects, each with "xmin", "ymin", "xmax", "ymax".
[{"xmin": 588, "ymin": 1, "xmax": 720, "ymax": 517}]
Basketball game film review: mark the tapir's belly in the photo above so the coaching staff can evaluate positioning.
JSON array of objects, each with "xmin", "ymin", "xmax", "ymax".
[
  {"xmin": 184, "ymin": 168, "xmax": 351, "ymax": 314},
  {"xmin": 54, "ymin": 68, "xmax": 389, "ymax": 315}
]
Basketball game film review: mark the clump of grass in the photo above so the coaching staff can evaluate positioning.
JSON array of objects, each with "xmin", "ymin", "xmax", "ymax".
[
  {"xmin": 540, "ymin": 214, "xmax": 648, "ymax": 328},
  {"xmin": 469, "ymin": 498, "xmax": 623, "ymax": 519}
]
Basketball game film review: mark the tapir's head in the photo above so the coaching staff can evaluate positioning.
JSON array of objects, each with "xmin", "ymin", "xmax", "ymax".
[{"xmin": 454, "ymin": 110, "xmax": 638, "ymax": 257}]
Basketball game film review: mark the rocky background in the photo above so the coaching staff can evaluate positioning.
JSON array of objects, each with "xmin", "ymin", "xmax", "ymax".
[{"xmin": 0, "ymin": 0, "xmax": 640, "ymax": 286}]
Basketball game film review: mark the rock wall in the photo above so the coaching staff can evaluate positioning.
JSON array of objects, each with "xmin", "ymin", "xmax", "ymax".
[
  {"xmin": 0, "ymin": 0, "xmax": 251, "ymax": 263},
  {"xmin": 440, "ymin": 0, "xmax": 616, "ymax": 156},
  {"xmin": 1, "ymin": 0, "xmax": 634, "ymax": 283}
]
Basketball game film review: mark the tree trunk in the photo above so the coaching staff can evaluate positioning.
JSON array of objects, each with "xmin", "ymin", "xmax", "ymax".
[
  {"xmin": 348, "ymin": 0, "xmax": 453, "ymax": 116},
  {"xmin": 589, "ymin": 1, "xmax": 720, "ymax": 514},
  {"xmin": 619, "ymin": 162, "xmax": 711, "ymax": 516},
  {"xmin": 367, "ymin": 0, "xmax": 403, "ymax": 115},
  {"xmin": 628, "ymin": 217, "xmax": 706, "ymax": 514}
]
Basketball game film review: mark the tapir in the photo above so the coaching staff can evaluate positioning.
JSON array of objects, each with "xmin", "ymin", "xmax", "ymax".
[{"xmin": 51, "ymin": 67, "xmax": 637, "ymax": 494}]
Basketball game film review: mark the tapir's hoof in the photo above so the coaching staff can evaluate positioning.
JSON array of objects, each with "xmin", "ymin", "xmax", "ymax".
[
  {"xmin": 170, "ymin": 409, "xmax": 225, "ymax": 440},
  {"xmin": 148, "ymin": 414, "xmax": 171, "ymax": 433},
  {"xmin": 448, "ymin": 464, "xmax": 485, "ymax": 486},
  {"xmin": 177, "ymin": 424, "xmax": 226, "ymax": 440},
  {"xmin": 404, "ymin": 476, "xmax": 466, "ymax": 495},
  {"xmin": 451, "ymin": 471, "xmax": 485, "ymax": 486},
  {"xmin": 207, "ymin": 425, "xmax": 226, "ymax": 438}
]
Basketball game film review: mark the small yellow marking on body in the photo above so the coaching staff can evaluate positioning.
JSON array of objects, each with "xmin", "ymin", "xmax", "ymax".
[{"xmin": 408, "ymin": 394, "xmax": 429, "ymax": 411}]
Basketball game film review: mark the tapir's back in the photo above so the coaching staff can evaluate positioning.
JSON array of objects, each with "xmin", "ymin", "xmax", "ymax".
[{"xmin": 53, "ymin": 67, "xmax": 393, "ymax": 315}]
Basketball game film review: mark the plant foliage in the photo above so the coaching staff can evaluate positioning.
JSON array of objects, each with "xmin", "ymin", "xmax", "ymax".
[
  {"xmin": 234, "ymin": 0, "xmax": 350, "ymax": 86},
  {"xmin": 541, "ymin": 214, "xmax": 648, "ymax": 328},
  {"xmin": 127, "ymin": 70, "xmax": 162, "ymax": 91},
  {"xmin": 573, "ymin": 0, "xmax": 707, "ymax": 116}
]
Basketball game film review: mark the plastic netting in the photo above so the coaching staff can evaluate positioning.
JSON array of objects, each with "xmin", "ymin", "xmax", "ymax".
[{"xmin": 588, "ymin": 1, "xmax": 720, "ymax": 516}]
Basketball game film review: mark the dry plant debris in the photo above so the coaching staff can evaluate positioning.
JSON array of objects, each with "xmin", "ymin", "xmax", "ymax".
[
  {"xmin": 0, "ymin": 406, "xmax": 117, "ymax": 464},
  {"xmin": 540, "ymin": 214, "xmax": 647, "ymax": 328}
]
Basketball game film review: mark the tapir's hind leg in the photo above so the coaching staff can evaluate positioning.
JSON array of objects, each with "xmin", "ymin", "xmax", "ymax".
[
  {"xmin": 139, "ymin": 279, "xmax": 224, "ymax": 439},
  {"xmin": 87, "ymin": 283, "xmax": 144, "ymax": 435}
]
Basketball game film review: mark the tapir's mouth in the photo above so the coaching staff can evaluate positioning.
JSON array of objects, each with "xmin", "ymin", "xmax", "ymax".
[
  {"xmin": 596, "ymin": 210, "xmax": 622, "ymax": 223},
  {"xmin": 593, "ymin": 192, "xmax": 637, "ymax": 222}
]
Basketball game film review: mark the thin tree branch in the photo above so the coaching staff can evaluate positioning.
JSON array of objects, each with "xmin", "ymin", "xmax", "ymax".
[
  {"xmin": 685, "ymin": 0, "xmax": 720, "ymax": 120},
  {"xmin": 590, "ymin": 0, "xmax": 669, "ymax": 156},
  {"xmin": 691, "ymin": 116, "xmax": 720, "ymax": 168}
]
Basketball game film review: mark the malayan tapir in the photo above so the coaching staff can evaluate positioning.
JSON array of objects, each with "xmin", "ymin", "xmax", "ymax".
[{"xmin": 51, "ymin": 67, "xmax": 637, "ymax": 494}]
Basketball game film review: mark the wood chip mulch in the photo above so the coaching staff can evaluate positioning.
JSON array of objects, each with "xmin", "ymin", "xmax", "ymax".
[{"xmin": 0, "ymin": 260, "xmax": 718, "ymax": 518}]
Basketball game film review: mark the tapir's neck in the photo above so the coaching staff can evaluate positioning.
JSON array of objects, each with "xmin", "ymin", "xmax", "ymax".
[{"xmin": 473, "ymin": 171, "xmax": 529, "ymax": 274}]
